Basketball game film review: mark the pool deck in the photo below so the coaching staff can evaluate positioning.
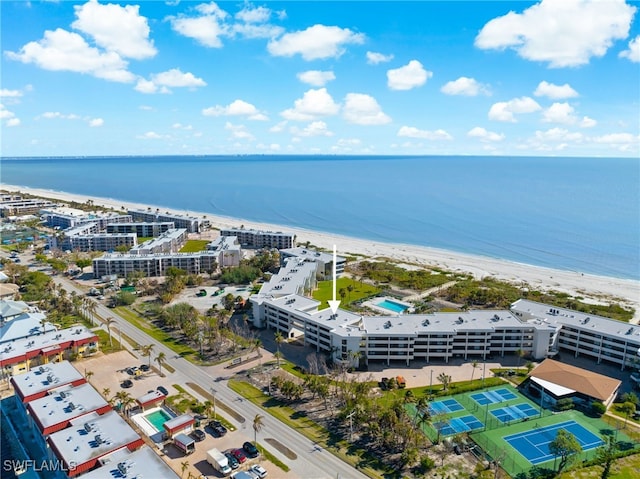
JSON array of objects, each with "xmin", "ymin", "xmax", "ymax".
[
  {"xmin": 363, "ymin": 296, "xmax": 414, "ymax": 315},
  {"xmin": 131, "ymin": 405, "xmax": 175, "ymax": 443}
]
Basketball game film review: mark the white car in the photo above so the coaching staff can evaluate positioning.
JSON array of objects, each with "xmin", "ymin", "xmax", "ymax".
[{"xmin": 249, "ymin": 465, "xmax": 268, "ymax": 478}]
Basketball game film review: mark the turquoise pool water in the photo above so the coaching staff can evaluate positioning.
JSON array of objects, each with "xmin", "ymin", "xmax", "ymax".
[
  {"xmin": 377, "ymin": 299, "xmax": 408, "ymax": 313},
  {"xmin": 145, "ymin": 409, "xmax": 172, "ymax": 431}
]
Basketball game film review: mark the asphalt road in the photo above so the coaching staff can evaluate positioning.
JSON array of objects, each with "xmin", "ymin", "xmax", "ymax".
[{"xmin": 54, "ymin": 276, "xmax": 368, "ymax": 479}]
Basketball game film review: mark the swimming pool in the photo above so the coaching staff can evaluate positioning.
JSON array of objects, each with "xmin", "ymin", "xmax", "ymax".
[
  {"xmin": 144, "ymin": 409, "xmax": 172, "ymax": 432},
  {"xmin": 376, "ymin": 299, "xmax": 409, "ymax": 313}
]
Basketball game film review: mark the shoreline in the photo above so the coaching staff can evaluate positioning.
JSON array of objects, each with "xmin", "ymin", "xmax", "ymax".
[{"xmin": 3, "ymin": 184, "xmax": 639, "ymax": 320}]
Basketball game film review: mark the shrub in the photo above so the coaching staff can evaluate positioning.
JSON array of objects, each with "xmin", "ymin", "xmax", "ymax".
[{"xmin": 591, "ymin": 401, "xmax": 606, "ymax": 416}]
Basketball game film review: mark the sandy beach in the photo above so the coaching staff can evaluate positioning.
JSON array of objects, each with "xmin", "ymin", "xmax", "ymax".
[{"xmin": 4, "ymin": 184, "xmax": 639, "ymax": 321}]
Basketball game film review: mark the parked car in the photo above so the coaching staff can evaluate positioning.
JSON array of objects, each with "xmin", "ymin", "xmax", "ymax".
[
  {"xmin": 249, "ymin": 465, "xmax": 268, "ymax": 478},
  {"xmin": 231, "ymin": 448, "xmax": 247, "ymax": 464},
  {"xmin": 121, "ymin": 380, "xmax": 133, "ymax": 388},
  {"xmin": 243, "ymin": 441, "xmax": 259, "ymax": 458},
  {"xmin": 191, "ymin": 429, "xmax": 206, "ymax": 442},
  {"xmin": 157, "ymin": 386, "xmax": 169, "ymax": 396},
  {"xmin": 139, "ymin": 364, "xmax": 150, "ymax": 372},
  {"xmin": 225, "ymin": 452, "xmax": 239, "ymax": 470},
  {"xmin": 210, "ymin": 420, "xmax": 227, "ymax": 437}
]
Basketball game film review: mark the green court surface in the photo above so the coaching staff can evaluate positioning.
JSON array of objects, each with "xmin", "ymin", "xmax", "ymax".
[{"xmin": 405, "ymin": 384, "xmax": 639, "ymax": 478}]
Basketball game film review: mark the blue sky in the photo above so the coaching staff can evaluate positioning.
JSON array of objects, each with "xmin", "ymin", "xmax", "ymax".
[{"xmin": 2, "ymin": 0, "xmax": 639, "ymax": 157}]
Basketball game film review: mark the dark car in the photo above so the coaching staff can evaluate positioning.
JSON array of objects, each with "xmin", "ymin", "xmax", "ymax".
[
  {"xmin": 157, "ymin": 386, "xmax": 169, "ymax": 396},
  {"xmin": 191, "ymin": 429, "xmax": 206, "ymax": 442},
  {"xmin": 139, "ymin": 364, "xmax": 150, "ymax": 372},
  {"xmin": 210, "ymin": 420, "xmax": 227, "ymax": 437},
  {"xmin": 225, "ymin": 452, "xmax": 239, "ymax": 470},
  {"xmin": 231, "ymin": 448, "xmax": 247, "ymax": 464},
  {"xmin": 121, "ymin": 379, "xmax": 133, "ymax": 388},
  {"xmin": 243, "ymin": 441, "xmax": 259, "ymax": 458}
]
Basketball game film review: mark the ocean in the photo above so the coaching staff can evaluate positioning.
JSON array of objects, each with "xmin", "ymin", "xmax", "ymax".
[{"xmin": 1, "ymin": 155, "xmax": 638, "ymax": 280}]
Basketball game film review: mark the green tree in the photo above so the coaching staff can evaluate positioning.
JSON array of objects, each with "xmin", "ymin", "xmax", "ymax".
[
  {"xmin": 274, "ymin": 331, "xmax": 284, "ymax": 367},
  {"xmin": 180, "ymin": 460, "xmax": 189, "ymax": 479},
  {"xmin": 549, "ymin": 429, "xmax": 582, "ymax": 473},
  {"xmin": 470, "ymin": 360, "xmax": 479, "ymax": 381},
  {"xmin": 155, "ymin": 351, "xmax": 166, "ymax": 375},
  {"xmin": 105, "ymin": 318, "xmax": 115, "ymax": 348},
  {"xmin": 75, "ymin": 258, "xmax": 92, "ymax": 272},
  {"xmin": 619, "ymin": 401, "xmax": 636, "ymax": 428},
  {"xmin": 596, "ymin": 435, "xmax": 619, "ymax": 479},
  {"xmin": 253, "ymin": 413, "xmax": 264, "ymax": 445},
  {"xmin": 437, "ymin": 372, "xmax": 451, "ymax": 392}
]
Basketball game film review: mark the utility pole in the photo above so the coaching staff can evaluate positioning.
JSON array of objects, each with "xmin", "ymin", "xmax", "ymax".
[{"xmin": 210, "ymin": 387, "xmax": 217, "ymax": 419}]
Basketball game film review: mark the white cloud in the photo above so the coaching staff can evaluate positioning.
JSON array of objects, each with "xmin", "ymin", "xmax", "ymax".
[
  {"xmin": 620, "ymin": 35, "xmax": 640, "ymax": 62},
  {"xmin": 235, "ymin": 5, "xmax": 271, "ymax": 23},
  {"xmin": 72, "ymin": 0, "xmax": 156, "ymax": 60},
  {"xmin": 0, "ymin": 89, "xmax": 23, "ymax": 98},
  {"xmin": 280, "ymin": 88, "xmax": 340, "ymax": 121},
  {"xmin": 534, "ymin": 81, "xmax": 578, "ymax": 99},
  {"xmin": 0, "ymin": 104, "xmax": 19, "ymax": 126},
  {"xmin": 267, "ymin": 24, "xmax": 365, "ymax": 60},
  {"xmin": 488, "ymin": 96, "xmax": 541, "ymax": 122},
  {"xmin": 269, "ymin": 121, "xmax": 287, "ymax": 133},
  {"xmin": 441, "ymin": 77, "xmax": 489, "ymax": 96},
  {"xmin": 467, "ymin": 127, "xmax": 505, "ymax": 142},
  {"xmin": 6, "ymin": 28, "xmax": 135, "ymax": 83},
  {"xmin": 592, "ymin": 132, "xmax": 639, "ymax": 144},
  {"xmin": 342, "ymin": 93, "xmax": 391, "ymax": 125},
  {"xmin": 136, "ymin": 131, "xmax": 166, "ymax": 139},
  {"xmin": 290, "ymin": 121, "xmax": 333, "ymax": 137},
  {"xmin": 366, "ymin": 51, "xmax": 394, "ymax": 64},
  {"xmin": 397, "ymin": 126, "xmax": 452, "ymax": 140},
  {"xmin": 297, "ymin": 70, "xmax": 336, "ymax": 87},
  {"xmin": 387, "ymin": 60, "xmax": 432, "ymax": 91},
  {"xmin": 202, "ymin": 99, "xmax": 267, "ymax": 120},
  {"xmin": 169, "ymin": 9, "xmax": 229, "ymax": 48},
  {"xmin": 542, "ymin": 102, "xmax": 578, "ymax": 124},
  {"xmin": 580, "ymin": 116, "xmax": 597, "ymax": 128},
  {"xmin": 535, "ymin": 128, "xmax": 584, "ymax": 142},
  {"xmin": 135, "ymin": 69, "xmax": 206, "ymax": 94},
  {"xmin": 172, "ymin": 123, "xmax": 193, "ymax": 130},
  {"xmin": 6, "ymin": 118, "xmax": 21, "ymax": 127},
  {"xmin": 88, "ymin": 118, "xmax": 103, "ymax": 127},
  {"xmin": 475, "ymin": 0, "xmax": 636, "ymax": 67},
  {"xmin": 224, "ymin": 122, "xmax": 255, "ymax": 141},
  {"xmin": 40, "ymin": 112, "xmax": 81, "ymax": 120}
]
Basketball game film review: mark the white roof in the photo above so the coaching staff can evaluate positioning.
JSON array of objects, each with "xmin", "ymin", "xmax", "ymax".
[
  {"xmin": 530, "ymin": 376, "xmax": 576, "ymax": 397},
  {"xmin": 81, "ymin": 446, "xmax": 179, "ymax": 479},
  {"xmin": 12, "ymin": 361, "xmax": 84, "ymax": 400}
]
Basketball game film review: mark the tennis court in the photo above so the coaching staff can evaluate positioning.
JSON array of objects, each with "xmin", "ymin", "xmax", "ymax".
[
  {"xmin": 471, "ymin": 388, "xmax": 518, "ymax": 406},
  {"xmin": 504, "ymin": 420, "xmax": 604, "ymax": 465},
  {"xmin": 429, "ymin": 398, "xmax": 465, "ymax": 414},
  {"xmin": 491, "ymin": 403, "xmax": 539, "ymax": 423},
  {"xmin": 435, "ymin": 415, "xmax": 485, "ymax": 436}
]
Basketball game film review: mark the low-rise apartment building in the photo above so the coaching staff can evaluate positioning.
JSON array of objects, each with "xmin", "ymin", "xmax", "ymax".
[
  {"xmin": 221, "ymin": 227, "xmax": 295, "ymax": 249},
  {"xmin": 106, "ymin": 221, "xmax": 175, "ymax": 237},
  {"xmin": 129, "ymin": 228, "xmax": 187, "ymax": 255},
  {"xmin": 128, "ymin": 208, "xmax": 203, "ymax": 233},
  {"xmin": 0, "ymin": 196, "xmax": 57, "ymax": 218},
  {"xmin": 279, "ymin": 247, "xmax": 346, "ymax": 279}
]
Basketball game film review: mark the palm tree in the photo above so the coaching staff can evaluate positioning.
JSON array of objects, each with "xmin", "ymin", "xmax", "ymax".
[
  {"xmin": 85, "ymin": 370, "xmax": 94, "ymax": 384},
  {"xmin": 470, "ymin": 360, "xmax": 479, "ymax": 381},
  {"xmin": 105, "ymin": 318, "xmax": 115, "ymax": 348},
  {"xmin": 437, "ymin": 372, "xmax": 451, "ymax": 392},
  {"xmin": 252, "ymin": 413, "xmax": 264, "ymax": 446},
  {"xmin": 180, "ymin": 460, "xmax": 189, "ymax": 479},
  {"xmin": 274, "ymin": 331, "xmax": 284, "ymax": 367},
  {"xmin": 141, "ymin": 344, "xmax": 155, "ymax": 367},
  {"xmin": 102, "ymin": 387, "xmax": 110, "ymax": 399},
  {"xmin": 155, "ymin": 351, "xmax": 166, "ymax": 375}
]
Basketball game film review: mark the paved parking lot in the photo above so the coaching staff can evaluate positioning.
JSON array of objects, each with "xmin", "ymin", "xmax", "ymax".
[{"xmin": 76, "ymin": 351, "xmax": 293, "ymax": 479}]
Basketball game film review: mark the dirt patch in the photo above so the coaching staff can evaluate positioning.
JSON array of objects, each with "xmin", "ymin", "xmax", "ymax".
[{"xmin": 265, "ymin": 437, "xmax": 298, "ymax": 460}]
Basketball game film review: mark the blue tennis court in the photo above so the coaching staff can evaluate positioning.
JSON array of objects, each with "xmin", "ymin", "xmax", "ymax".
[
  {"xmin": 491, "ymin": 403, "xmax": 539, "ymax": 422},
  {"xmin": 429, "ymin": 398, "xmax": 465, "ymax": 414},
  {"xmin": 471, "ymin": 388, "xmax": 519, "ymax": 405},
  {"xmin": 504, "ymin": 420, "xmax": 604, "ymax": 465},
  {"xmin": 435, "ymin": 415, "xmax": 484, "ymax": 436}
]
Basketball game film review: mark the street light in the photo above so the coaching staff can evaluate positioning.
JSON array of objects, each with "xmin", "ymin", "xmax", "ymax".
[
  {"xmin": 430, "ymin": 369, "xmax": 433, "ymax": 396},
  {"xmin": 210, "ymin": 387, "xmax": 217, "ymax": 419}
]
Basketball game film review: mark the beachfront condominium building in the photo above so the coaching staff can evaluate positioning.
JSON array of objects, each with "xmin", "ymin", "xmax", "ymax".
[
  {"xmin": 221, "ymin": 227, "xmax": 295, "ymax": 249},
  {"xmin": 510, "ymin": 299, "xmax": 640, "ymax": 371},
  {"xmin": 279, "ymin": 247, "xmax": 346, "ymax": 279},
  {"xmin": 0, "ymin": 195, "xmax": 58, "ymax": 218},
  {"xmin": 49, "ymin": 221, "xmax": 138, "ymax": 252},
  {"xmin": 42, "ymin": 207, "xmax": 132, "ymax": 230},
  {"xmin": 92, "ymin": 236, "xmax": 240, "ymax": 278},
  {"xmin": 128, "ymin": 208, "xmax": 204, "ymax": 233},
  {"xmin": 251, "ymin": 257, "xmax": 639, "ymax": 370},
  {"xmin": 129, "ymin": 228, "xmax": 188, "ymax": 255},
  {"xmin": 106, "ymin": 221, "xmax": 176, "ymax": 237}
]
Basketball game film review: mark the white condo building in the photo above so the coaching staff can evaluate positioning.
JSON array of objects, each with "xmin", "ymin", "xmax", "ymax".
[{"xmin": 221, "ymin": 227, "xmax": 294, "ymax": 249}]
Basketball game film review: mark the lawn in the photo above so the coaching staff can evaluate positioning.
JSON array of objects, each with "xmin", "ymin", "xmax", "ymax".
[
  {"xmin": 312, "ymin": 277, "xmax": 380, "ymax": 310},
  {"xmin": 179, "ymin": 240, "xmax": 211, "ymax": 253}
]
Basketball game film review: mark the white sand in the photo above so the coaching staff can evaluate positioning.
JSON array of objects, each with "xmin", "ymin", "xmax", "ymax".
[{"xmin": 5, "ymin": 184, "xmax": 639, "ymax": 321}]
